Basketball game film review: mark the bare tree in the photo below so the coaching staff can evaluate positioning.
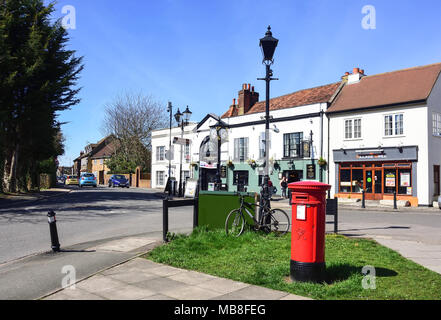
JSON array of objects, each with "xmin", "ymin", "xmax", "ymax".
[{"xmin": 102, "ymin": 92, "xmax": 167, "ymax": 172}]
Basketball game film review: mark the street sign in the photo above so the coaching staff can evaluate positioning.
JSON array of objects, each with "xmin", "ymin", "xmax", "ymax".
[
  {"xmin": 173, "ymin": 137, "xmax": 190, "ymax": 145},
  {"xmin": 165, "ymin": 147, "xmax": 174, "ymax": 160},
  {"xmin": 184, "ymin": 179, "xmax": 198, "ymax": 198}
]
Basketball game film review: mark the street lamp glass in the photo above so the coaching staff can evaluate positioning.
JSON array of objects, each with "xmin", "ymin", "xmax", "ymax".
[
  {"xmin": 174, "ymin": 108, "xmax": 183, "ymax": 123},
  {"xmin": 183, "ymin": 106, "xmax": 192, "ymax": 122},
  {"xmin": 259, "ymin": 26, "xmax": 278, "ymax": 64}
]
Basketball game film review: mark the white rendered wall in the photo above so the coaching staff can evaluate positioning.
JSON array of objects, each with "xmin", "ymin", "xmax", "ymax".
[
  {"xmin": 328, "ymin": 104, "xmax": 429, "ymax": 204},
  {"xmin": 427, "ymin": 74, "xmax": 441, "ymax": 202}
]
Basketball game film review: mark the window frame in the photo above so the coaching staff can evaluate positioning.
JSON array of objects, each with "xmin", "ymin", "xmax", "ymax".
[
  {"xmin": 234, "ymin": 137, "xmax": 249, "ymax": 163},
  {"xmin": 344, "ymin": 118, "xmax": 362, "ymax": 140},
  {"xmin": 283, "ymin": 132, "xmax": 303, "ymax": 158},
  {"xmin": 156, "ymin": 146, "xmax": 165, "ymax": 161},
  {"xmin": 156, "ymin": 171, "xmax": 164, "ymax": 186},
  {"xmin": 384, "ymin": 113, "xmax": 404, "ymax": 137},
  {"xmin": 433, "ymin": 112, "xmax": 441, "ymax": 137}
]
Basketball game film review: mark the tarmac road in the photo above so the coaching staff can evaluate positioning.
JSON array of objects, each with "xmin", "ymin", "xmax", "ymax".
[{"xmin": 0, "ymin": 186, "xmax": 192, "ymax": 265}]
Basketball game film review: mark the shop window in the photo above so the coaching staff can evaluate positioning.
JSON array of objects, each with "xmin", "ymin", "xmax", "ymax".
[
  {"xmin": 340, "ymin": 169, "xmax": 351, "ymax": 193},
  {"xmin": 398, "ymin": 169, "xmax": 412, "ymax": 195},
  {"xmin": 233, "ymin": 171, "xmax": 249, "ymax": 186},
  {"xmin": 352, "ymin": 169, "xmax": 363, "ymax": 193},
  {"xmin": 384, "ymin": 169, "xmax": 396, "ymax": 194}
]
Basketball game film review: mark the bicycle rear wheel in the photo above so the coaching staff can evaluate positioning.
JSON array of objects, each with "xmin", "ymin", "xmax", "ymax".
[
  {"xmin": 225, "ymin": 209, "xmax": 245, "ymax": 237},
  {"xmin": 267, "ymin": 208, "xmax": 290, "ymax": 236}
]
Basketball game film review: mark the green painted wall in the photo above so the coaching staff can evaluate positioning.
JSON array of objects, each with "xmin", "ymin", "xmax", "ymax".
[{"xmin": 191, "ymin": 160, "xmax": 326, "ymax": 196}]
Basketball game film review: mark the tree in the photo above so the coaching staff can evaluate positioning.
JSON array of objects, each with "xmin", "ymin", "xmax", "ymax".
[
  {"xmin": 0, "ymin": 0, "xmax": 83, "ymax": 192},
  {"xmin": 102, "ymin": 92, "xmax": 167, "ymax": 173}
]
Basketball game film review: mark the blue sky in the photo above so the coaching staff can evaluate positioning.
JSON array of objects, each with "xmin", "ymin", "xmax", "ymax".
[{"xmin": 49, "ymin": 0, "xmax": 441, "ymax": 166}]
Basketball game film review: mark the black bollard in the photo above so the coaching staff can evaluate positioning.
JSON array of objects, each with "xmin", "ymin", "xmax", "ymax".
[
  {"xmin": 393, "ymin": 191, "xmax": 397, "ymax": 210},
  {"xmin": 47, "ymin": 211, "xmax": 60, "ymax": 252},
  {"xmin": 163, "ymin": 199, "xmax": 169, "ymax": 242},
  {"xmin": 362, "ymin": 189, "xmax": 366, "ymax": 208}
]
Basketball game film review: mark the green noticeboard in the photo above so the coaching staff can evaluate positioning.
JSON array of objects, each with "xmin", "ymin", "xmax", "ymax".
[{"xmin": 198, "ymin": 191, "xmax": 257, "ymax": 230}]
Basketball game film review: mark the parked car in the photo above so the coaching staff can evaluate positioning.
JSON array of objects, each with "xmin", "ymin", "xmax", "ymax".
[
  {"xmin": 108, "ymin": 174, "xmax": 130, "ymax": 188},
  {"xmin": 79, "ymin": 173, "xmax": 97, "ymax": 188},
  {"xmin": 65, "ymin": 175, "xmax": 79, "ymax": 185}
]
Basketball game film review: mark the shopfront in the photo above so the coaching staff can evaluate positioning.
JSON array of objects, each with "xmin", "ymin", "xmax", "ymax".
[{"xmin": 333, "ymin": 146, "xmax": 418, "ymax": 205}]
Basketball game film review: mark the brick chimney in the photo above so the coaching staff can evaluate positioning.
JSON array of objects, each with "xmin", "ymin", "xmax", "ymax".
[{"xmin": 237, "ymin": 83, "xmax": 259, "ymax": 116}]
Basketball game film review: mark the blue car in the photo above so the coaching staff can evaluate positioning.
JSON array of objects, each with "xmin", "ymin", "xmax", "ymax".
[
  {"xmin": 108, "ymin": 174, "xmax": 130, "ymax": 188},
  {"xmin": 79, "ymin": 173, "xmax": 97, "ymax": 188}
]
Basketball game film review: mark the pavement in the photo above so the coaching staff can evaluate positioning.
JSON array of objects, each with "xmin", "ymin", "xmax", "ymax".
[{"xmin": 38, "ymin": 236, "xmax": 309, "ymax": 301}]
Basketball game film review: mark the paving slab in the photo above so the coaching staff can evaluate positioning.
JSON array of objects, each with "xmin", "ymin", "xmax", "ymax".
[
  {"xmin": 94, "ymin": 284, "xmax": 156, "ymax": 300},
  {"xmin": 168, "ymin": 270, "xmax": 217, "ymax": 285},
  {"xmin": 132, "ymin": 276, "xmax": 189, "ymax": 294},
  {"xmin": 197, "ymin": 277, "xmax": 250, "ymax": 294},
  {"xmin": 162, "ymin": 284, "xmax": 224, "ymax": 300},
  {"xmin": 211, "ymin": 285, "xmax": 290, "ymax": 300}
]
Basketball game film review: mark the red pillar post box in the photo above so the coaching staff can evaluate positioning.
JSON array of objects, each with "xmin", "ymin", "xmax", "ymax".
[{"xmin": 288, "ymin": 181, "xmax": 331, "ymax": 283}]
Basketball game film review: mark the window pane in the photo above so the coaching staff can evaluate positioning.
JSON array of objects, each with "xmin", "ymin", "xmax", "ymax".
[
  {"xmin": 395, "ymin": 114, "xmax": 403, "ymax": 135},
  {"xmin": 385, "ymin": 115, "xmax": 393, "ymax": 136},
  {"xmin": 340, "ymin": 169, "xmax": 351, "ymax": 193},
  {"xmin": 352, "ymin": 169, "xmax": 363, "ymax": 193},
  {"xmin": 345, "ymin": 120, "xmax": 352, "ymax": 139},
  {"xmin": 398, "ymin": 169, "xmax": 411, "ymax": 195},
  {"xmin": 354, "ymin": 119, "xmax": 361, "ymax": 138},
  {"xmin": 384, "ymin": 169, "xmax": 396, "ymax": 194},
  {"xmin": 233, "ymin": 171, "xmax": 249, "ymax": 186}
]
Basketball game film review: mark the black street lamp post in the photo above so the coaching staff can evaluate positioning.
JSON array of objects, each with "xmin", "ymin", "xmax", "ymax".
[
  {"xmin": 174, "ymin": 106, "xmax": 192, "ymax": 197},
  {"xmin": 210, "ymin": 118, "xmax": 228, "ymax": 191},
  {"xmin": 258, "ymin": 26, "xmax": 279, "ymax": 214},
  {"xmin": 167, "ymin": 102, "xmax": 173, "ymax": 180}
]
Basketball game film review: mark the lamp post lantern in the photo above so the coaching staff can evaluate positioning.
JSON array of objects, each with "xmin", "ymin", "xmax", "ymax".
[
  {"xmin": 174, "ymin": 106, "xmax": 191, "ymax": 197},
  {"xmin": 258, "ymin": 26, "xmax": 279, "ymax": 214}
]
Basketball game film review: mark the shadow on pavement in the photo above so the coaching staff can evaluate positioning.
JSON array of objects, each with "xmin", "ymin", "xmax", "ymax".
[{"xmin": 338, "ymin": 226, "xmax": 410, "ymax": 233}]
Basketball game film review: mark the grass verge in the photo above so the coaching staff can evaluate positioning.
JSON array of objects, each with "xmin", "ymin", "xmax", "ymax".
[{"xmin": 145, "ymin": 227, "xmax": 441, "ymax": 300}]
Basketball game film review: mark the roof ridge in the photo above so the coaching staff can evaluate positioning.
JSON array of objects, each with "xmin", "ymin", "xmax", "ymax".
[
  {"xmin": 253, "ymin": 81, "xmax": 341, "ymax": 105},
  {"xmin": 362, "ymin": 62, "xmax": 441, "ymax": 79}
]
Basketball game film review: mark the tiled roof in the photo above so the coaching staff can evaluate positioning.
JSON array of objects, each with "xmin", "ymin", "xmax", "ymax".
[
  {"xmin": 221, "ymin": 82, "xmax": 341, "ymax": 118},
  {"xmin": 327, "ymin": 63, "xmax": 441, "ymax": 114},
  {"xmin": 91, "ymin": 140, "xmax": 118, "ymax": 159}
]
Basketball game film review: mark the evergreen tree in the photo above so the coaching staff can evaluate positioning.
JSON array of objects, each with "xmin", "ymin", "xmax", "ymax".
[{"xmin": 0, "ymin": 0, "xmax": 83, "ymax": 192}]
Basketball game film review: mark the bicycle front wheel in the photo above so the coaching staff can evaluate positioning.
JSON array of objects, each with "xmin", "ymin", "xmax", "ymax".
[
  {"xmin": 267, "ymin": 208, "xmax": 290, "ymax": 236},
  {"xmin": 225, "ymin": 209, "xmax": 245, "ymax": 237}
]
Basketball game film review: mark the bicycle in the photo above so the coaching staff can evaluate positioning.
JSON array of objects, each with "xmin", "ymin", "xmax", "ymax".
[{"xmin": 225, "ymin": 192, "xmax": 290, "ymax": 237}]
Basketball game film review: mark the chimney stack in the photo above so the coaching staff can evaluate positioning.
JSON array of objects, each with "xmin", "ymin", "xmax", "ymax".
[
  {"xmin": 347, "ymin": 67, "xmax": 366, "ymax": 85},
  {"xmin": 237, "ymin": 83, "xmax": 259, "ymax": 116}
]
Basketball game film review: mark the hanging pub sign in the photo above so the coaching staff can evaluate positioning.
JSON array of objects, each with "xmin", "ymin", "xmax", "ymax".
[{"xmin": 306, "ymin": 164, "xmax": 316, "ymax": 180}]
